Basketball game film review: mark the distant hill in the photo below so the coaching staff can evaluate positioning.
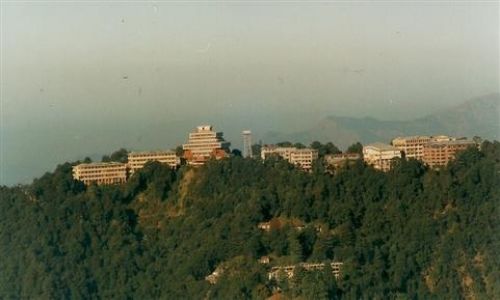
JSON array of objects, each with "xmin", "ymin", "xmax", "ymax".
[{"xmin": 263, "ymin": 94, "xmax": 499, "ymax": 149}]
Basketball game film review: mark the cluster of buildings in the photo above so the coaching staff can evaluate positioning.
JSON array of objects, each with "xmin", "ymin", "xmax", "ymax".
[
  {"xmin": 205, "ymin": 259, "xmax": 343, "ymax": 284},
  {"xmin": 73, "ymin": 125, "xmax": 230, "ymax": 185},
  {"xmin": 362, "ymin": 135, "xmax": 477, "ymax": 171},
  {"xmin": 72, "ymin": 150, "xmax": 179, "ymax": 185},
  {"xmin": 72, "ymin": 123, "xmax": 479, "ymax": 185},
  {"xmin": 268, "ymin": 262, "xmax": 344, "ymax": 281},
  {"xmin": 72, "ymin": 124, "xmax": 322, "ymax": 185}
]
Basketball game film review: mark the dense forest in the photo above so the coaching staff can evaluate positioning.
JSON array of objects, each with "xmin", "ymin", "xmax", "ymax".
[{"xmin": 1, "ymin": 141, "xmax": 499, "ymax": 299}]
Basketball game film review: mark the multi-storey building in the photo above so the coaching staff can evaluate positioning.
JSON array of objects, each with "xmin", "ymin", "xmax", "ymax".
[
  {"xmin": 392, "ymin": 135, "xmax": 455, "ymax": 160},
  {"xmin": 392, "ymin": 136, "xmax": 431, "ymax": 160},
  {"xmin": 324, "ymin": 153, "xmax": 361, "ymax": 170},
  {"xmin": 289, "ymin": 149, "xmax": 318, "ymax": 171},
  {"xmin": 261, "ymin": 146, "xmax": 297, "ymax": 161},
  {"xmin": 182, "ymin": 125, "xmax": 231, "ymax": 166},
  {"xmin": 72, "ymin": 162, "xmax": 127, "ymax": 185},
  {"xmin": 363, "ymin": 143, "xmax": 402, "ymax": 171},
  {"xmin": 261, "ymin": 146, "xmax": 318, "ymax": 171},
  {"xmin": 423, "ymin": 139, "xmax": 476, "ymax": 168},
  {"xmin": 127, "ymin": 150, "xmax": 180, "ymax": 175}
]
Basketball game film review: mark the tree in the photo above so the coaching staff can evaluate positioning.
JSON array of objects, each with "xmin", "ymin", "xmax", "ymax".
[
  {"xmin": 346, "ymin": 142, "xmax": 363, "ymax": 154},
  {"xmin": 288, "ymin": 232, "xmax": 303, "ymax": 263},
  {"xmin": 175, "ymin": 145, "xmax": 184, "ymax": 157},
  {"xmin": 2, "ymin": 141, "xmax": 499, "ymax": 299},
  {"xmin": 277, "ymin": 141, "xmax": 293, "ymax": 147},
  {"xmin": 293, "ymin": 142, "xmax": 306, "ymax": 149},
  {"xmin": 231, "ymin": 149, "xmax": 242, "ymax": 157},
  {"xmin": 102, "ymin": 148, "xmax": 128, "ymax": 163},
  {"xmin": 110, "ymin": 148, "xmax": 129, "ymax": 163},
  {"xmin": 311, "ymin": 141, "xmax": 341, "ymax": 157}
]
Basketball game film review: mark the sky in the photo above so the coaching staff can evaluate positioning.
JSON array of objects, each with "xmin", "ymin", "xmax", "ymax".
[{"xmin": 1, "ymin": 1, "xmax": 499, "ymax": 185}]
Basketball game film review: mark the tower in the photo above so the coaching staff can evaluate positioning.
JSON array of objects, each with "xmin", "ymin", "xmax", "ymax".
[{"xmin": 242, "ymin": 130, "xmax": 253, "ymax": 158}]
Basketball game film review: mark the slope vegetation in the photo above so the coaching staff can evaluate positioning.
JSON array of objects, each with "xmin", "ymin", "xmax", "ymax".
[{"xmin": 1, "ymin": 141, "xmax": 499, "ymax": 299}]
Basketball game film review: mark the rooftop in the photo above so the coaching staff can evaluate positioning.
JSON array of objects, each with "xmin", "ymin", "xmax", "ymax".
[
  {"xmin": 74, "ymin": 162, "xmax": 126, "ymax": 168},
  {"xmin": 364, "ymin": 142, "xmax": 400, "ymax": 151},
  {"xmin": 196, "ymin": 125, "xmax": 213, "ymax": 131},
  {"xmin": 262, "ymin": 145, "xmax": 295, "ymax": 150},
  {"xmin": 128, "ymin": 150, "xmax": 176, "ymax": 156},
  {"xmin": 392, "ymin": 135, "xmax": 431, "ymax": 141},
  {"xmin": 427, "ymin": 139, "xmax": 476, "ymax": 146},
  {"xmin": 291, "ymin": 148, "xmax": 317, "ymax": 153}
]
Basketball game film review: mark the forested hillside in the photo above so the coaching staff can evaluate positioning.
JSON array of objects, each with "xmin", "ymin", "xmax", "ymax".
[{"xmin": 1, "ymin": 141, "xmax": 499, "ymax": 299}]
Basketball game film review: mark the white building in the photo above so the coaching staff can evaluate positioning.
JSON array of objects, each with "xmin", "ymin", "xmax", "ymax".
[
  {"xmin": 290, "ymin": 149, "xmax": 318, "ymax": 171},
  {"xmin": 363, "ymin": 143, "xmax": 402, "ymax": 171},
  {"xmin": 127, "ymin": 150, "xmax": 180, "ymax": 175},
  {"xmin": 261, "ymin": 146, "xmax": 318, "ymax": 171},
  {"xmin": 182, "ymin": 125, "xmax": 231, "ymax": 166},
  {"xmin": 72, "ymin": 162, "xmax": 127, "ymax": 185},
  {"xmin": 261, "ymin": 146, "xmax": 297, "ymax": 161}
]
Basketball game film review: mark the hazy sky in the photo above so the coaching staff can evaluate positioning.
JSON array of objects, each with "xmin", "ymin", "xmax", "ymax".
[{"xmin": 1, "ymin": 2, "xmax": 499, "ymax": 185}]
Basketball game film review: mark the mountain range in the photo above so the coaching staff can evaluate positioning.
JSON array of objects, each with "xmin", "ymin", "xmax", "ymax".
[{"xmin": 263, "ymin": 93, "xmax": 499, "ymax": 149}]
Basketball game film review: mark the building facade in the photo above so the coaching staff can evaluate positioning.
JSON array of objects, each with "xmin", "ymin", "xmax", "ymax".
[
  {"xmin": 289, "ymin": 149, "xmax": 319, "ymax": 171},
  {"xmin": 127, "ymin": 150, "xmax": 180, "ymax": 175},
  {"xmin": 182, "ymin": 125, "xmax": 231, "ymax": 166},
  {"xmin": 423, "ymin": 139, "xmax": 476, "ymax": 168},
  {"xmin": 72, "ymin": 162, "xmax": 127, "ymax": 185},
  {"xmin": 261, "ymin": 146, "xmax": 318, "ymax": 171},
  {"xmin": 261, "ymin": 146, "xmax": 297, "ymax": 161},
  {"xmin": 363, "ymin": 143, "xmax": 402, "ymax": 171},
  {"xmin": 391, "ymin": 136, "xmax": 432, "ymax": 160},
  {"xmin": 391, "ymin": 135, "xmax": 456, "ymax": 160},
  {"xmin": 268, "ymin": 262, "xmax": 343, "ymax": 281}
]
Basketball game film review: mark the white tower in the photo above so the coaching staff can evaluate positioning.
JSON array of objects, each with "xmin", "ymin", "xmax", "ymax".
[{"xmin": 242, "ymin": 130, "xmax": 253, "ymax": 158}]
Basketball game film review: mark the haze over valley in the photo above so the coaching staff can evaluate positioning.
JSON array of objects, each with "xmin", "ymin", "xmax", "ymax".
[{"xmin": 2, "ymin": 3, "xmax": 498, "ymax": 185}]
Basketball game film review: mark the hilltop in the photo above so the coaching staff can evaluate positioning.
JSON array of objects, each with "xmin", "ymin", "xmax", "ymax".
[
  {"xmin": 1, "ymin": 141, "xmax": 499, "ymax": 299},
  {"xmin": 264, "ymin": 94, "xmax": 499, "ymax": 149}
]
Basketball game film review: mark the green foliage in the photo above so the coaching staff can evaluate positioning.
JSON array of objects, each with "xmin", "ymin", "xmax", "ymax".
[
  {"xmin": 211, "ymin": 256, "xmax": 269, "ymax": 299},
  {"xmin": 1, "ymin": 141, "xmax": 499, "ymax": 299},
  {"xmin": 125, "ymin": 161, "xmax": 177, "ymax": 201},
  {"xmin": 346, "ymin": 142, "xmax": 363, "ymax": 154},
  {"xmin": 231, "ymin": 149, "xmax": 242, "ymax": 157},
  {"xmin": 311, "ymin": 141, "xmax": 342, "ymax": 157},
  {"xmin": 102, "ymin": 148, "xmax": 128, "ymax": 163},
  {"xmin": 251, "ymin": 144, "xmax": 262, "ymax": 158},
  {"xmin": 276, "ymin": 141, "xmax": 292, "ymax": 147},
  {"xmin": 294, "ymin": 142, "xmax": 306, "ymax": 149},
  {"xmin": 175, "ymin": 145, "xmax": 184, "ymax": 157}
]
